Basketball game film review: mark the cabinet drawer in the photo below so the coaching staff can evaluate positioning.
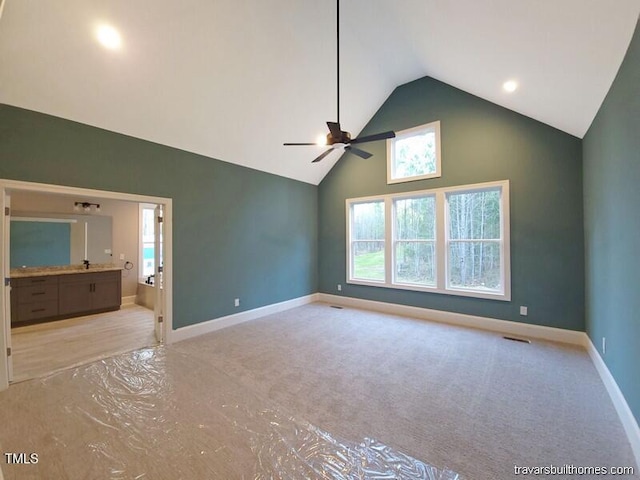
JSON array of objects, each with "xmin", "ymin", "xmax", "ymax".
[
  {"xmin": 12, "ymin": 275, "xmax": 59, "ymax": 288},
  {"xmin": 16, "ymin": 300, "xmax": 58, "ymax": 322},
  {"xmin": 17, "ymin": 284, "xmax": 59, "ymax": 304}
]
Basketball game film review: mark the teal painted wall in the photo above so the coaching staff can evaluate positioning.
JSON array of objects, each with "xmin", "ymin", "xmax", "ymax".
[
  {"xmin": 0, "ymin": 104, "xmax": 318, "ymax": 329},
  {"xmin": 583, "ymin": 19, "xmax": 640, "ymax": 423},
  {"xmin": 10, "ymin": 221, "xmax": 71, "ymax": 268},
  {"xmin": 319, "ymin": 76, "xmax": 585, "ymax": 331}
]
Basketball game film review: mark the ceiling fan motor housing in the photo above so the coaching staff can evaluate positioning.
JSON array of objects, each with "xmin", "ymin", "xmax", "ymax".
[{"xmin": 327, "ymin": 130, "xmax": 351, "ymax": 146}]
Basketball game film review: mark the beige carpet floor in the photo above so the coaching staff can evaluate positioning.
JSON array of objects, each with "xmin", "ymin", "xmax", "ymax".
[{"xmin": 0, "ymin": 302, "xmax": 637, "ymax": 479}]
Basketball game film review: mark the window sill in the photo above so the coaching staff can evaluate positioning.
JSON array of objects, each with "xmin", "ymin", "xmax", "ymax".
[
  {"xmin": 387, "ymin": 172, "xmax": 441, "ymax": 185},
  {"xmin": 347, "ymin": 278, "xmax": 510, "ymax": 302}
]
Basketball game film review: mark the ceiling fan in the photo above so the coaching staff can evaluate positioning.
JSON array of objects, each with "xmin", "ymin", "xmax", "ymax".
[{"xmin": 283, "ymin": 0, "xmax": 395, "ymax": 163}]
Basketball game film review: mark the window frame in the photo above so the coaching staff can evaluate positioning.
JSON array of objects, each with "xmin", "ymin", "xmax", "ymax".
[
  {"xmin": 387, "ymin": 121, "xmax": 442, "ymax": 184},
  {"xmin": 346, "ymin": 180, "xmax": 510, "ymax": 301},
  {"xmin": 348, "ymin": 199, "xmax": 386, "ymax": 284},
  {"xmin": 392, "ymin": 194, "xmax": 437, "ymax": 288}
]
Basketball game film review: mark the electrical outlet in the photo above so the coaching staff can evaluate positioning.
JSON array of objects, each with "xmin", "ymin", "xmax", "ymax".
[
  {"xmin": 519, "ymin": 306, "xmax": 528, "ymax": 316},
  {"xmin": 337, "ymin": 284, "xmax": 342, "ymax": 291},
  {"xmin": 234, "ymin": 298, "xmax": 240, "ymax": 307},
  {"xmin": 602, "ymin": 337, "xmax": 606, "ymax": 355},
  {"xmin": 119, "ymin": 253, "xmax": 125, "ymax": 260}
]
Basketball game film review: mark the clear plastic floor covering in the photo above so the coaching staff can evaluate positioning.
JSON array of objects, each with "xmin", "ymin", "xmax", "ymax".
[{"xmin": 0, "ymin": 346, "xmax": 462, "ymax": 479}]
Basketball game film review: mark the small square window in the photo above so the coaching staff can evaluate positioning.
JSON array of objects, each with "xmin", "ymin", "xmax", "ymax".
[{"xmin": 387, "ymin": 121, "xmax": 441, "ymax": 184}]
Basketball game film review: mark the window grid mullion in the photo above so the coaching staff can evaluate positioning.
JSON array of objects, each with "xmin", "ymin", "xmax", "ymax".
[
  {"xmin": 447, "ymin": 239, "xmax": 502, "ymax": 242},
  {"xmin": 394, "ymin": 239, "xmax": 436, "ymax": 243}
]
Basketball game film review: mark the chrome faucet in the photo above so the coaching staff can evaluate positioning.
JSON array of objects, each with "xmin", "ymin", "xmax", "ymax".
[{"xmin": 83, "ymin": 260, "xmax": 90, "ymax": 269}]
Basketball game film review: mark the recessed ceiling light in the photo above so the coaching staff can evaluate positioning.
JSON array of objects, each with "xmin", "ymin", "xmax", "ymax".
[
  {"xmin": 503, "ymin": 80, "xmax": 518, "ymax": 93},
  {"xmin": 96, "ymin": 24, "xmax": 122, "ymax": 50}
]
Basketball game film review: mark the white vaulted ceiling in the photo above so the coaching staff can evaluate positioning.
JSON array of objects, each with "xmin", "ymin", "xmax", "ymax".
[{"xmin": 0, "ymin": 0, "xmax": 638, "ymax": 185}]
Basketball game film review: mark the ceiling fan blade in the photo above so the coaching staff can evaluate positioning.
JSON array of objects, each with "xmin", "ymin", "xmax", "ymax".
[
  {"xmin": 327, "ymin": 121, "xmax": 342, "ymax": 139},
  {"xmin": 284, "ymin": 142, "xmax": 318, "ymax": 146},
  {"xmin": 345, "ymin": 145, "xmax": 373, "ymax": 159},
  {"xmin": 350, "ymin": 130, "xmax": 396, "ymax": 144},
  {"xmin": 311, "ymin": 148, "xmax": 335, "ymax": 163}
]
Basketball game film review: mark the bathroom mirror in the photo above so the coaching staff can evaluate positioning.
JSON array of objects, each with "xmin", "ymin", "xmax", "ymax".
[{"xmin": 10, "ymin": 213, "xmax": 113, "ymax": 268}]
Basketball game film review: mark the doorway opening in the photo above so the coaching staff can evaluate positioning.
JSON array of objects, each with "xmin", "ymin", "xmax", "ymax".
[{"xmin": 0, "ymin": 179, "xmax": 173, "ymax": 389}]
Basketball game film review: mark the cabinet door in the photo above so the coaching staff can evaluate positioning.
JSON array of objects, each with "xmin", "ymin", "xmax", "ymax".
[
  {"xmin": 92, "ymin": 272, "xmax": 121, "ymax": 310},
  {"xmin": 59, "ymin": 279, "xmax": 93, "ymax": 315}
]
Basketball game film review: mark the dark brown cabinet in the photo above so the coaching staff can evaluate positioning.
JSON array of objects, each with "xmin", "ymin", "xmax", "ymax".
[
  {"xmin": 58, "ymin": 275, "xmax": 93, "ymax": 315},
  {"xmin": 11, "ymin": 270, "xmax": 121, "ymax": 325},
  {"xmin": 59, "ymin": 271, "xmax": 121, "ymax": 315},
  {"xmin": 10, "ymin": 275, "xmax": 59, "ymax": 324},
  {"xmin": 91, "ymin": 272, "xmax": 121, "ymax": 311}
]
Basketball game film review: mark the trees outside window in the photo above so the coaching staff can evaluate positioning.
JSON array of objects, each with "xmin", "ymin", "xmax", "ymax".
[
  {"xmin": 447, "ymin": 189, "xmax": 502, "ymax": 292},
  {"xmin": 350, "ymin": 201, "xmax": 385, "ymax": 282},
  {"xmin": 387, "ymin": 121, "xmax": 441, "ymax": 184},
  {"xmin": 347, "ymin": 181, "xmax": 510, "ymax": 301},
  {"xmin": 394, "ymin": 196, "xmax": 436, "ymax": 286}
]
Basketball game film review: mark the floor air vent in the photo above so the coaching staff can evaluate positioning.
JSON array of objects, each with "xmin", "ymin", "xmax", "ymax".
[{"xmin": 503, "ymin": 336, "xmax": 531, "ymax": 344}]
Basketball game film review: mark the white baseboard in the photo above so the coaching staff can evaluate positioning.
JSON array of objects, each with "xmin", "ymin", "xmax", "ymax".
[
  {"xmin": 121, "ymin": 295, "xmax": 136, "ymax": 306},
  {"xmin": 170, "ymin": 293, "xmax": 320, "ymax": 343},
  {"xmin": 583, "ymin": 336, "xmax": 640, "ymax": 468},
  {"xmin": 319, "ymin": 293, "xmax": 585, "ymax": 345}
]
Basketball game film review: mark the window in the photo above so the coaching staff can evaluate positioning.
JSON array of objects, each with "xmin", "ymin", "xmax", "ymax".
[
  {"xmin": 447, "ymin": 189, "xmax": 502, "ymax": 292},
  {"xmin": 350, "ymin": 201, "xmax": 385, "ymax": 282},
  {"xmin": 140, "ymin": 204, "xmax": 156, "ymax": 280},
  {"xmin": 394, "ymin": 196, "xmax": 436, "ymax": 286},
  {"xmin": 387, "ymin": 121, "xmax": 441, "ymax": 184},
  {"xmin": 346, "ymin": 180, "xmax": 510, "ymax": 301}
]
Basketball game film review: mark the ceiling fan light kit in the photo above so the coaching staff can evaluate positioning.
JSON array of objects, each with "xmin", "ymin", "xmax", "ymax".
[{"xmin": 283, "ymin": 0, "xmax": 395, "ymax": 163}]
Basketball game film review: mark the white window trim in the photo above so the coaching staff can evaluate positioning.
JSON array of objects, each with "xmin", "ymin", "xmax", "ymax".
[
  {"xmin": 387, "ymin": 120, "xmax": 442, "ymax": 184},
  {"xmin": 346, "ymin": 180, "xmax": 511, "ymax": 301}
]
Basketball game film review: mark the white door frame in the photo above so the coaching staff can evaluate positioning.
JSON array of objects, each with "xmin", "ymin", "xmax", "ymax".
[
  {"xmin": 2, "ymin": 191, "xmax": 12, "ymax": 383},
  {"xmin": 154, "ymin": 204, "xmax": 164, "ymax": 343},
  {"xmin": 0, "ymin": 179, "xmax": 174, "ymax": 391}
]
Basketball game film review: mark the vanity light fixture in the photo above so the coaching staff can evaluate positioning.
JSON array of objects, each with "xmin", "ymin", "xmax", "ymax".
[{"xmin": 74, "ymin": 202, "xmax": 101, "ymax": 213}]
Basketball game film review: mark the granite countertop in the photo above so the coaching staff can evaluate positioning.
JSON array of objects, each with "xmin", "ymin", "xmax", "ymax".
[{"xmin": 10, "ymin": 264, "xmax": 123, "ymax": 278}]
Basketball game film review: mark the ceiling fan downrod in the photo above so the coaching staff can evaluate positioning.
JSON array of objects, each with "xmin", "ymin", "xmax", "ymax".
[{"xmin": 336, "ymin": 0, "xmax": 340, "ymax": 125}]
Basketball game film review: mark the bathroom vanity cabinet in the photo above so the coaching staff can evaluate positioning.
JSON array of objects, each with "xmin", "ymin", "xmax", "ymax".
[{"xmin": 10, "ymin": 269, "xmax": 122, "ymax": 325}]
